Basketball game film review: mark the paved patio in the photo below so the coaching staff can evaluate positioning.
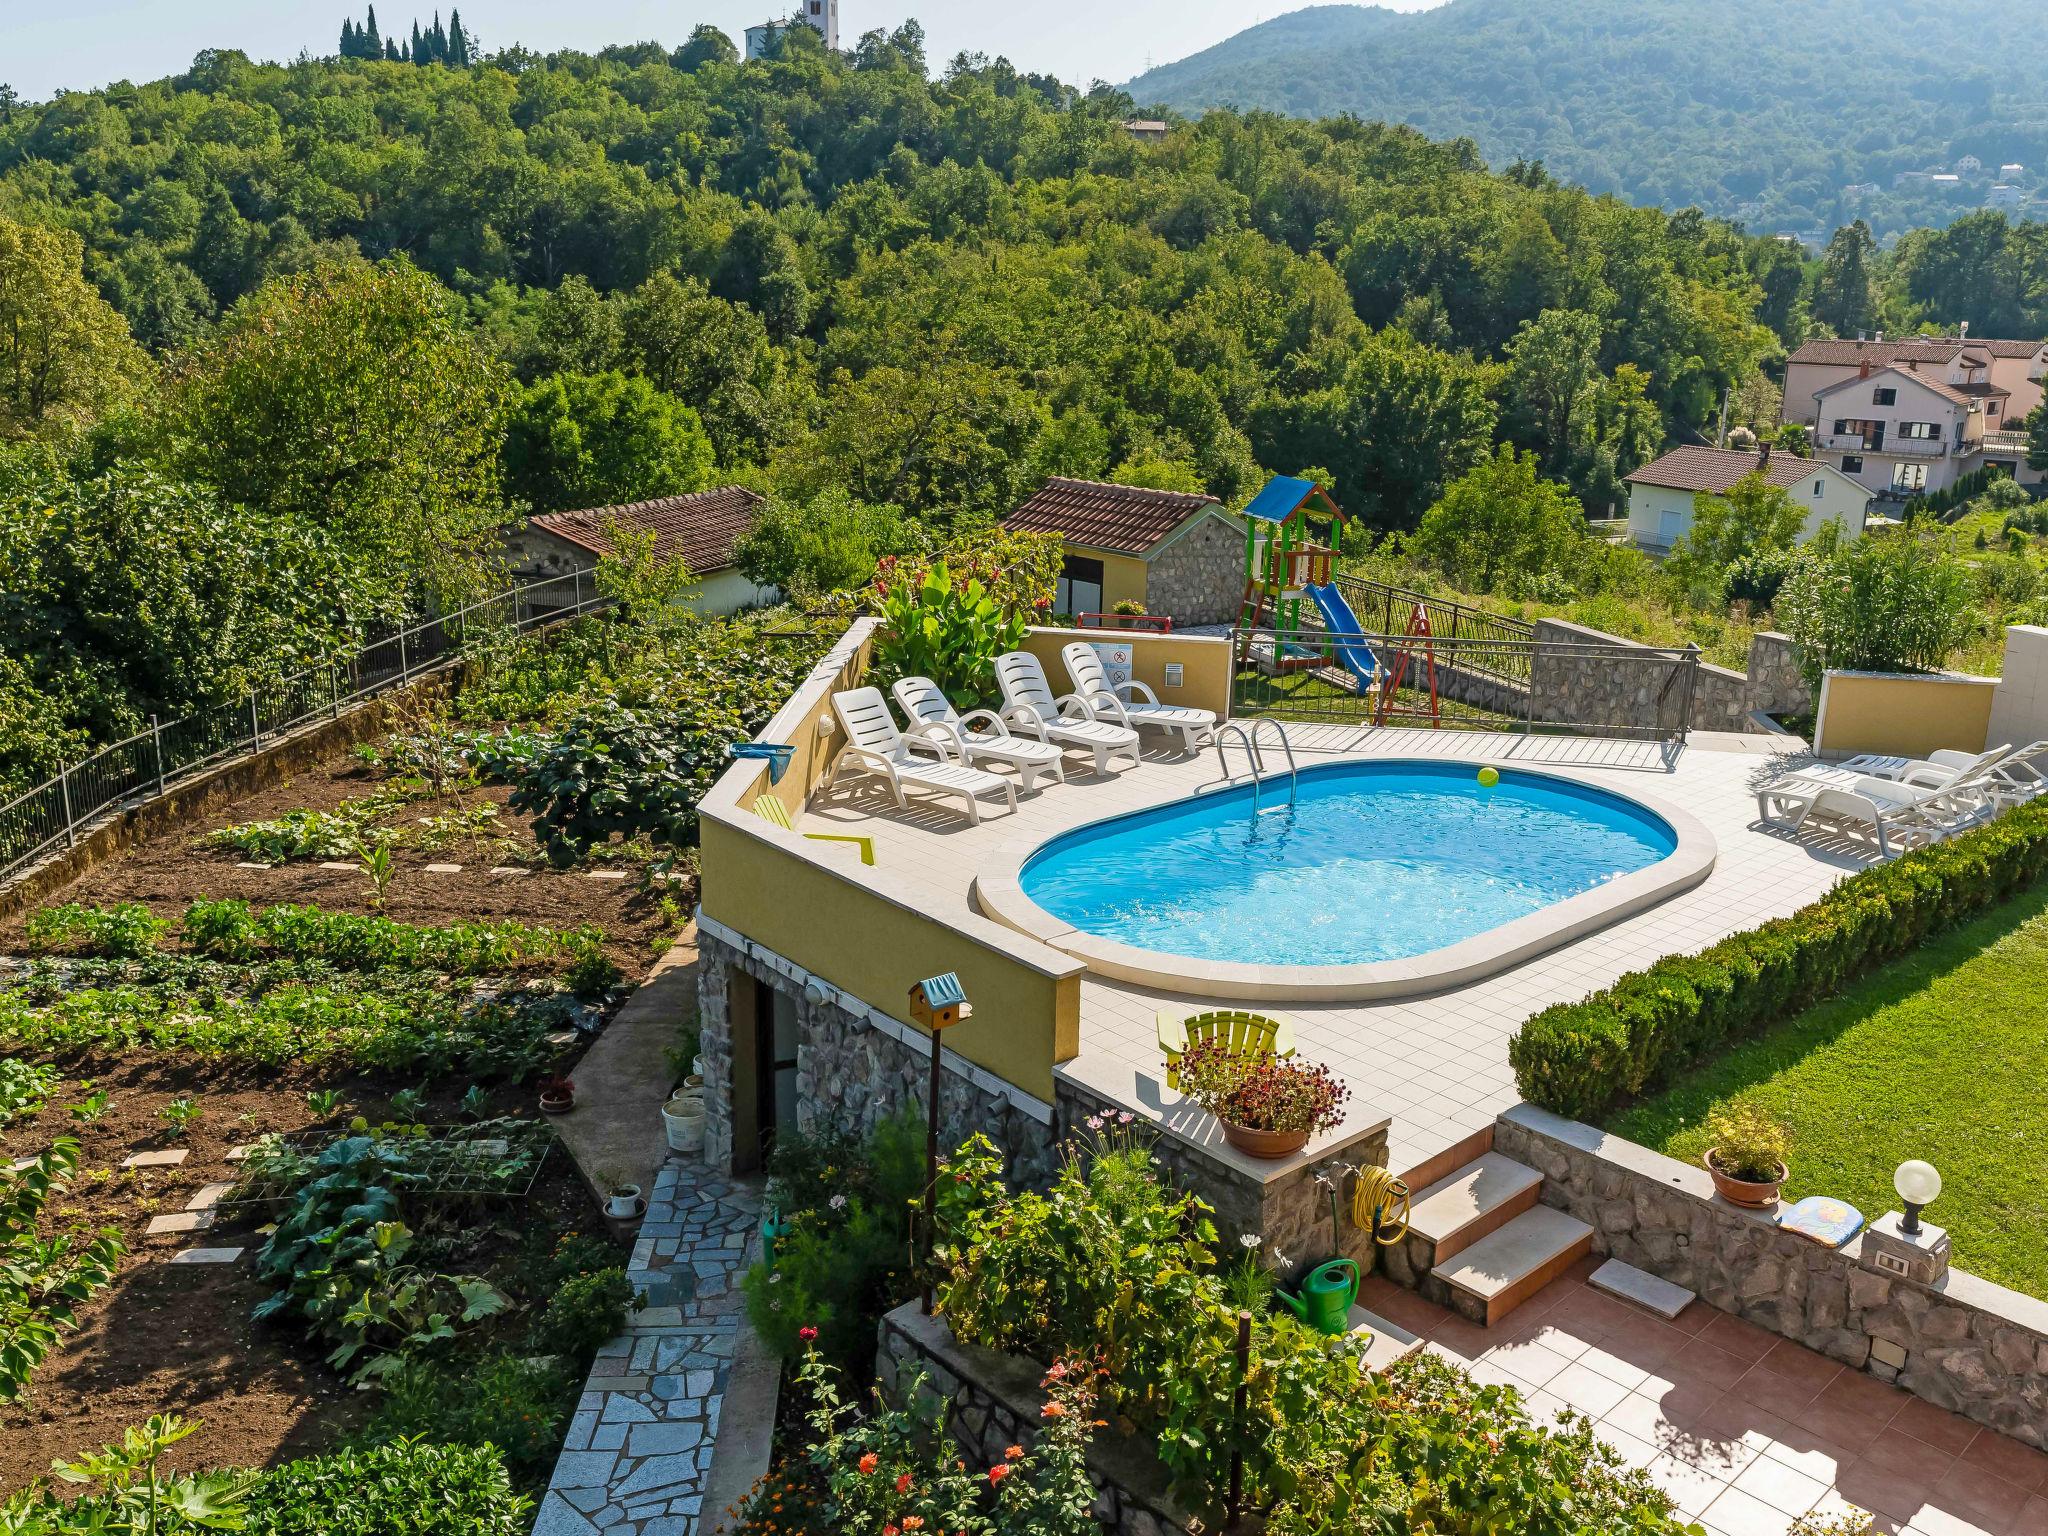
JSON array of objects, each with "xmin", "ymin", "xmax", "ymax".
[
  {"xmin": 1376, "ymin": 1256, "xmax": 2048, "ymax": 1536},
  {"xmin": 799, "ymin": 722, "xmax": 1869, "ymax": 1176}
]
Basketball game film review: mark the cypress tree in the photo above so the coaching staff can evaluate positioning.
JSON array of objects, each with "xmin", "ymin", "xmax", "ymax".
[
  {"xmin": 385, "ymin": 36, "xmax": 401, "ymax": 60},
  {"xmin": 364, "ymin": 5, "xmax": 382, "ymax": 54},
  {"xmin": 448, "ymin": 9, "xmax": 469, "ymax": 66},
  {"xmin": 339, "ymin": 18, "xmax": 355, "ymax": 57},
  {"xmin": 411, "ymin": 20, "xmax": 426, "ymax": 63},
  {"xmin": 430, "ymin": 13, "xmax": 448, "ymax": 63}
]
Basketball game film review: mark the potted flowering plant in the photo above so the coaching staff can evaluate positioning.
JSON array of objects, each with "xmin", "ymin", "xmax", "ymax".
[
  {"xmin": 1176, "ymin": 1037, "xmax": 1350, "ymax": 1158},
  {"xmin": 1704, "ymin": 1103, "xmax": 1792, "ymax": 1208},
  {"xmin": 538, "ymin": 1074, "xmax": 575, "ymax": 1115}
]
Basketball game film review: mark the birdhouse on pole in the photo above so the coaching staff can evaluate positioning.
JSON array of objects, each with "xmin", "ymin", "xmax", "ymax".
[{"xmin": 908, "ymin": 973, "xmax": 971, "ymax": 1031}]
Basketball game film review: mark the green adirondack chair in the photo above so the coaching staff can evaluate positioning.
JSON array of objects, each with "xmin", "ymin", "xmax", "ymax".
[{"xmin": 1156, "ymin": 1008, "xmax": 1296, "ymax": 1090}]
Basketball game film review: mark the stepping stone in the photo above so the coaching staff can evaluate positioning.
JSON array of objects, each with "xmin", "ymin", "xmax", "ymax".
[
  {"xmin": 185, "ymin": 1182, "xmax": 237, "ymax": 1211},
  {"xmin": 545, "ymin": 1031, "xmax": 579, "ymax": 1047},
  {"xmin": 1589, "ymin": 1257, "xmax": 1695, "ymax": 1321},
  {"xmin": 122, "ymin": 1149, "xmax": 188, "ymax": 1169},
  {"xmin": 318, "ymin": 861, "xmax": 356, "ymax": 870},
  {"xmin": 425, "ymin": 862, "xmax": 462, "ymax": 874},
  {"xmin": 224, "ymin": 1144, "xmax": 255, "ymax": 1162},
  {"xmin": 169, "ymin": 1247, "xmax": 244, "ymax": 1265},
  {"xmin": 586, "ymin": 870, "xmax": 628, "ymax": 881},
  {"xmin": 235, "ymin": 862, "xmax": 271, "ymax": 870},
  {"xmin": 488, "ymin": 866, "xmax": 530, "ymax": 877},
  {"xmin": 147, "ymin": 1210, "xmax": 214, "ymax": 1236}
]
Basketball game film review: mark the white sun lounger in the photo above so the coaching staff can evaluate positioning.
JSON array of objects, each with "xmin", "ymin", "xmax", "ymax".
[
  {"xmin": 1758, "ymin": 765, "xmax": 1998, "ymax": 857},
  {"xmin": 1844, "ymin": 741, "xmax": 2048, "ymax": 807},
  {"xmin": 889, "ymin": 676, "xmax": 1066, "ymax": 794},
  {"xmin": 1060, "ymin": 642, "xmax": 1217, "ymax": 754},
  {"xmin": 829, "ymin": 687, "xmax": 1016, "ymax": 825},
  {"xmin": 994, "ymin": 652, "xmax": 1141, "ymax": 775}
]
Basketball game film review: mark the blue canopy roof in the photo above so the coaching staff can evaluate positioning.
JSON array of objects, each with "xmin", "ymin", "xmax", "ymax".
[
  {"xmin": 914, "ymin": 972, "xmax": 967, "ymax": 1008},
  {"xmin": 1241, "ymin": 475, "xmax": 1342, "ymax": 525}
]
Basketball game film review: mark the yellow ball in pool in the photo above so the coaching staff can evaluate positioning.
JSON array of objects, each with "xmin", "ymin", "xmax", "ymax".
[{"xmin": 1477, "ymin": 766, "xmax": 1500, "ymax": 788}]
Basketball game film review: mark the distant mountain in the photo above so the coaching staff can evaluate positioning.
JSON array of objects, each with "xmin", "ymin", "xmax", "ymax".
[{"xmin": 1126, "ymin": 0, "xmax": 2048, "ymax": 238}]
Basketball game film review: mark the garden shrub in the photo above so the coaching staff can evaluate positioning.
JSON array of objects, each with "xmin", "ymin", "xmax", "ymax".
[
  {"xmin": 1511, "ymin": 799, "xmax": 2048, "ymax": 1119},
  {"xmin": 932, "ymin": 1134, "xmax": 1687, "ymax": 1531},
  {"xmin": 239, "ymin": 1441, "xmax": 532, "ymax": 1535},
  {"xmin": 869, "ymin": 560, "xmax": 1029, "ymax": 708},
  {"xmin": 24, "ymin": 901, "xmax": 167, "ymax": 959},
  {"xmin": 742, "ymin": 1108, "xmax": 924, "ymax": 1371},
  {"xmin": 362, "ymin": 1356, "xmax": 572, "ymax": 1484},
  {"xmin": 529, "ymin": 1265, "xmax": 637, "ymax": 1360}
]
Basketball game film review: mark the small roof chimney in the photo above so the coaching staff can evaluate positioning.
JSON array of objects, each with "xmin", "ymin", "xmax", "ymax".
[
  {"xmin": 1859, "ymin": 357, "xmax": 1874, "ymax": 379},
  {"xmin": 1759, "ymin": 441, "xmax": 1773, "ymax": 467}
]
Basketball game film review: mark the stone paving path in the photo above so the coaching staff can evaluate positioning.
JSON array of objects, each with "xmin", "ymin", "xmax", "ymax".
[{"xmin": 534, "ymin": 1155, "xmax": 762, "ymax": 1536}]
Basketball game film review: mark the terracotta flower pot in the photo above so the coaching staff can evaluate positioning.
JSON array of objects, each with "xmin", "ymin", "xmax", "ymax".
[
  {"xmin": 1221, "ymin": 1120, "xmax": 1308, "ymax": 1159},
  {"xmin": 539, "ymin": 1089, "xmax": 574, "ymax": 1116},
  {"xmin": 1705, "ymin": 1149, "xmax": 1787, "ymax": 1208}
]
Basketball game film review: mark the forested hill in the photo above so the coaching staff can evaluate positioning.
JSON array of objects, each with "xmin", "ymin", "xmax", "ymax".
[{"xmin": 1126, "ymin": 0, "xmax": 2048, "ymax": 238}]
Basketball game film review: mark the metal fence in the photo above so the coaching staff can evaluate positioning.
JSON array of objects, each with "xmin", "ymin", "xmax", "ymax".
[
  {"xmin": 1231, "ymin": 625, "xmax": 1700, "ymax": 744},
  {"xmin": 1330, "ymin": 575, "xmax": 1538, "ymax": 686},
  {"xmin": 0, "ymin": 571, "xmax": 611, "ymax": 886}
]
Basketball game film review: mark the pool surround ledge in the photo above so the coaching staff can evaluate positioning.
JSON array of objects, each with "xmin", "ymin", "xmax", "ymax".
[{"xmin": 971, "ymin": 758, "xmax": 1718, "ymax": 1002}]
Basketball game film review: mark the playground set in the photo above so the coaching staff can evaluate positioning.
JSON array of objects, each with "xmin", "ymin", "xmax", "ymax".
[{"xmin": 1235, "ymin": 476, "xmax": 1443, "ymax": 724}]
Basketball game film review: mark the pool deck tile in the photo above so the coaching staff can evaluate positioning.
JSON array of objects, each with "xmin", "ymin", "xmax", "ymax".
[{"xmin": 798, "ymin": 724, "xmax": 1866, "ymax": 1177}]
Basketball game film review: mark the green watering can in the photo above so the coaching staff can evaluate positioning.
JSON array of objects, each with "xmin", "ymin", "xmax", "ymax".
[{"xmin": 1277, "ymin": 1258, "xmax": 1359, "ymax": 1336}]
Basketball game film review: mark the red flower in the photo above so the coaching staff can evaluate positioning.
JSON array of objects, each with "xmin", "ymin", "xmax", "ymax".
[
  {"xmin": 858, "ymin": 1453, "xmax": 879, "ymax": 1475},
  {"xmin": 988, "ymin": 1464, "xmax": 1011, "ymax": 1485},
  {"xmin": 1004, "ymin": 1445, "xmax": 1024, "ymax": 1462},
  {"xmin": 902, "ymin": 1520, "xmax": 925, "ymax": 1531},
  {"xmin": 798, "ymin": 1326, "xmax": 818, "ymax": 1342},
  {"xmin": 895, "ymin": 1473, "xmax": 912, "ymax": 1494}
]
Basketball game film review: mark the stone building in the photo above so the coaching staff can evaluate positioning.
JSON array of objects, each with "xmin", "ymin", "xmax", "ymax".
[{"xmin": 1003, "ymin": 477, "xmax": 1245, "ymax": 626}]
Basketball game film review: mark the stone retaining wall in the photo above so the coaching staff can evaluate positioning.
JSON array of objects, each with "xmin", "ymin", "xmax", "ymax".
[
  {"xmin": 1495, "ymin": 1105, "xmax": 2048, "ymax": 1451},
  {"xmin": 1745, "ymin": 632, "xmax": 1813, "ymax": 718},
  {"xmin": 696, "ymin": 923, "xmax": 1060, "ymax": 1188},
  {"xmin": 878, "ymin": 1304, "xmax": 1207, "ymax": 1536},
  {"xmin": 1147, "ymin": 517, "xmax": 1242, "ymax": 627},
  {"xmin": 1056, "ymin": 1075, "xmax": 1389, "ymax": 1284}
]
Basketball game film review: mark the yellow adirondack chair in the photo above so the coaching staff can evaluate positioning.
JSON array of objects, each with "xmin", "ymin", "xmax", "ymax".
[
  {"xmin": 1156, "ymin": 1008, "xmax": 1296, "ymax": 1090},
  {"xmin": 753, "ymin": 794, "xmax": 875, "ymax": 866}
]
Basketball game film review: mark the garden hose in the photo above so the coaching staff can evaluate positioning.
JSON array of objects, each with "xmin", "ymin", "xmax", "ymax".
[{"xmin": 1350, "ymin": 1166, "xmax": 1412, "ymax": 1246}]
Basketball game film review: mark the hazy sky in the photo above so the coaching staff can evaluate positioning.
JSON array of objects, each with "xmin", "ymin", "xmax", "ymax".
[{"xmin": 8, "ymin": 0, "xmax": 1445, "ymax": 103}]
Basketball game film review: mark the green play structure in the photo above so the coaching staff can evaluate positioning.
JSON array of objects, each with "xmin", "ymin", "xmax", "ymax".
[{"xmin": 1235, "ymin": 474, "xmax": 1349, "ymax": 673}]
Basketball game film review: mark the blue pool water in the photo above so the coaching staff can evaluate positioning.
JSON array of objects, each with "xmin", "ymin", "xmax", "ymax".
[{"xmin": 1018, "ymin": 760, "xmax": 1677, "ymax": 967}]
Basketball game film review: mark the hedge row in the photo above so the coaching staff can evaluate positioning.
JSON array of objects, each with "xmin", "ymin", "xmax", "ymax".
[{"xmin": 1509, "ymin": 799, "xmax": 2048, "ymax": 1121}]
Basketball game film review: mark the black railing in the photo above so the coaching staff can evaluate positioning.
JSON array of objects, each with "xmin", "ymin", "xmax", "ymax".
[
  {"xmin": 1230, "ymin": 626, "xmax": 1699, "ymax": 744},
  {"xmin": 1331, "ymin": 576, "xmax": 1538, "ymax": 685},
  {"xmin": 0, "ymin": 571, "xmax": 610, "ymax": 885}
]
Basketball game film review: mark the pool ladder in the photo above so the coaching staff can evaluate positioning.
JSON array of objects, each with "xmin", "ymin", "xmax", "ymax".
[{"xmin": 1211, "ymin": 718, "xmax": 1299, "ymax": 814}]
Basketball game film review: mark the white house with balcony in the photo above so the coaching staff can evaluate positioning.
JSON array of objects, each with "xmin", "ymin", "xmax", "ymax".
[
  {"xmin": 1783, "ymin": 336, "xmax": 2048, "ymax": 441},
  {"xmin": 1624, "ymin": 446, "xmax": 1868, "ymax": 553},
  {"xmin": 1810, "ymin": 365, "xmax": 1997, "ymax": 497}
]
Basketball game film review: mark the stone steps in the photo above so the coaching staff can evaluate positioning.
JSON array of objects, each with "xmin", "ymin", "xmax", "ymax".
[
  {"xmin": 1433, "ymin": 1205, "xmax": 1594, "ymax": 1329},
  {"xmin": 1406, "ymin": 1151, "xmax": 1543, "ymax": 1268}
]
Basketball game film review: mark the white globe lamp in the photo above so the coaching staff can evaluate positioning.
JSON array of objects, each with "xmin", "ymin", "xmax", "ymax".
[{"xmin": 1894, "ymin": 1160, "xmax": 1942, "ymax": 1236}]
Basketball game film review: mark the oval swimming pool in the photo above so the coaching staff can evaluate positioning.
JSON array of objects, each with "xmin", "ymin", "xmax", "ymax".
[{"xmin": 1016, "ymin": 760, "xmax": 1681, "ymax": 970}]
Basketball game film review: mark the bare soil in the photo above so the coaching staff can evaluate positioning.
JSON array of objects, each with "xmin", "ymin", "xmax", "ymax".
[
  {"xmin": 0, "ymin": 749, "xmax": 685, "ymax": 984},
  {"xmin": 0, "ymin": 732, "xmax": 664, "ymax": 1494}
]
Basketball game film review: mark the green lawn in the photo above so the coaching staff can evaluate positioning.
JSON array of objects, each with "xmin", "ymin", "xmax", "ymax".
[{"xmin": 1607, "ymin": 885, "xmax": 2048, "ymax": 1298}]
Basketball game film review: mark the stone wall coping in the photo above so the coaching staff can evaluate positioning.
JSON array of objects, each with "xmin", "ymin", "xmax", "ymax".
[
  {"xmin": 881, "ymin": 1302, "xmax": 1206, "ymax": 1528},
  {"xmin": 1058, "ymin": 1054, "xmax": 1391, "ymax": 1185},
  {"xmin": 1501, "ymin": 1103, "xmax": 2048, "ymax": 1352},
  {"xmin": 1820, "ymin": 668, "xmax": 2000, "ymax": 687},
  {"xmin": 698, "ymin": 916, "xmax": 1056, "ymax": 1125},
  {"xmin": 698, "ymin": 616, "xmax": 881, "ymax": 822},
  {"xmin": 1024, "ymin": 624, "xmax": 1237, "ymax": 651}
]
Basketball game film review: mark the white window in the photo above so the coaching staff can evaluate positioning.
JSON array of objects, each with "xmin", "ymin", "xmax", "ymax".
[
  {"xmin": 1056, "ymin": 555, "xmax": 1104, "ymax": 617},
  {"xmin": 1893, "ymin": 462, "xmax": 1927, "ymax": 491},
  {"xmin": 1873, "ymin": 387, "xmax": 1897, "ymax": 406},
  {"xmin": 1842, "ymin": 455, "xmax": 1864, "ymax": 474},
  {"xmin": 1813, "ymin": 479, "xmax": 1824, "ymax": 498},
  {"xmin": 1899, "ymin": 421, "xmax": 1941, "ymax": 440}
]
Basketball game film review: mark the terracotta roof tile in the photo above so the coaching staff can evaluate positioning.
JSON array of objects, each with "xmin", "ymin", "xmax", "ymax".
[
  {"xmin": 1004, "ymin": 476, "xmax": 1223, "ymax": 555},
  {"xmin": 528, "ymin": 486, "xmax": 763, "ymax": 577},
  {"xmin": 1788, "ymin": 335, "xmax": 2043, "ymax": 366},
  {"xmin": 1624, "ymin": 446, "xmax": 1841, "ymax": 494}
]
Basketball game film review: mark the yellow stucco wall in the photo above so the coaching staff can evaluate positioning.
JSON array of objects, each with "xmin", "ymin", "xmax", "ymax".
[
  {"xmin": 697, "ymin": 616, "xmax": 1083, "ymax": 1102},
  {"xmin": 1814, "ymin": 670, "xmax": 1998, "ymax": 759},
  {"xmin": 1066, "ymin": 544, "xmax": 1151, "ymax": 613},
  {"xmin": 1020, "ymin": 627, "xmax": 1235, "ymax": 717},
  {"xmin": 699, "ymin": 810, "xmax": 1081, "ymax": 1100}
]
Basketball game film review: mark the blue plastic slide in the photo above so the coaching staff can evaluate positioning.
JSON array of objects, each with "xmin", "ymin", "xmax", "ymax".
[{"xmin": 1303, "ymin": 582, "xmax": 1378, "ymax": 693}]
